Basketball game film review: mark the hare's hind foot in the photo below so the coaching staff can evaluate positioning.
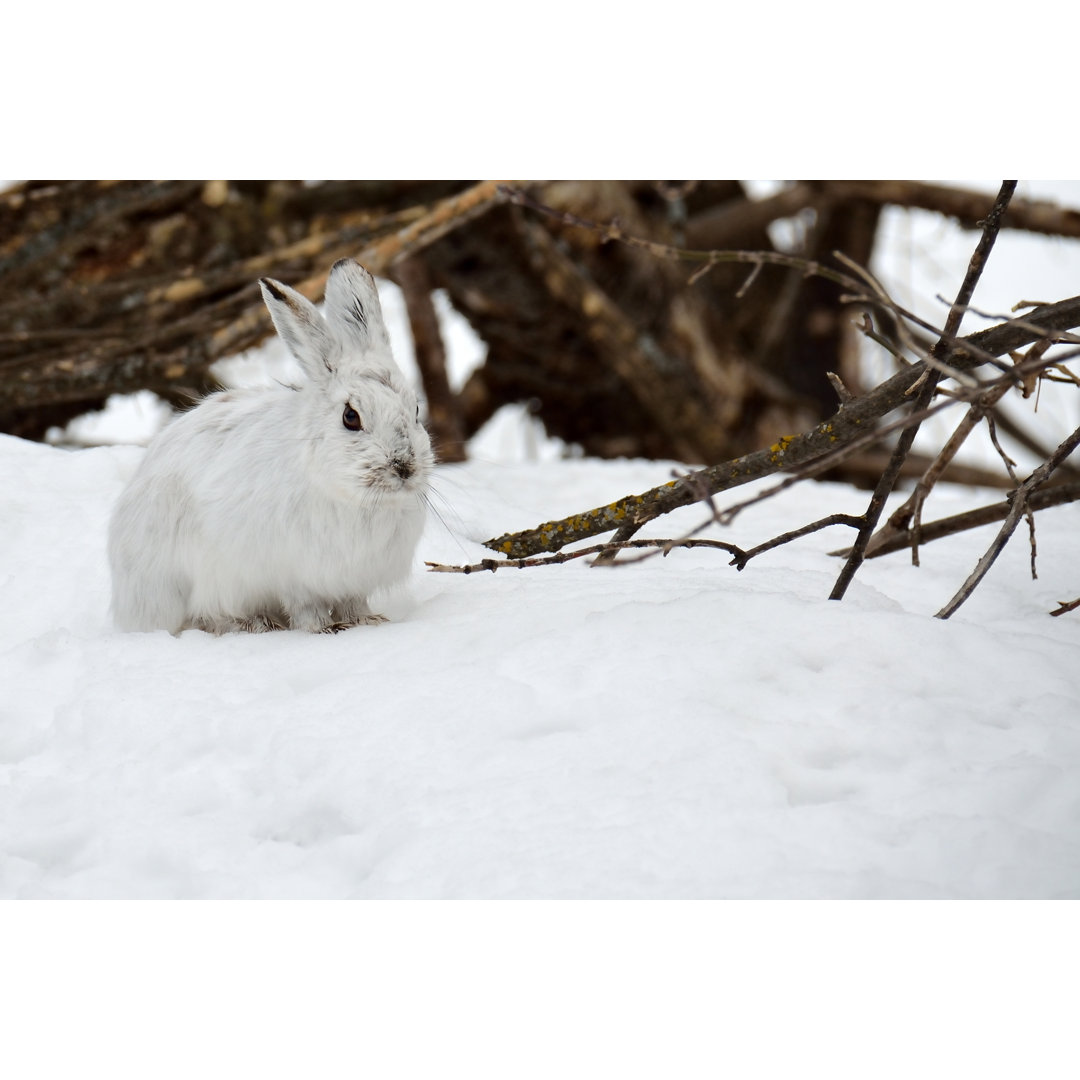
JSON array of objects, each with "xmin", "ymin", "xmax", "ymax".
[{"xmin": 189, "ymin": 611, "xmax": 287, "ymax": 634}]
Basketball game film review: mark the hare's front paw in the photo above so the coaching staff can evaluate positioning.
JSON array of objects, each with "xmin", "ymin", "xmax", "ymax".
[
  {"xmin": 325, "ymin": 613, "xmax": 389, "ymax": 632},
  {"xmin": 331, "ymin": 599, "xmax": 387, "ymax": 629},
  {"xmin": 284, "ymin": 602, "xmax": 336, "ymax": 634},
  {"xmin": 286, "ymin": 599, "xmax": 387, "ymax": 633},
  {"xmin": 338, "ymin": 613, "xmax": 389, "ymax": 629}
]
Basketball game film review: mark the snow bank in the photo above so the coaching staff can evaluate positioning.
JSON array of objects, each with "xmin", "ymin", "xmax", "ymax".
[{"xmin": 2, "ymin": 433, "xmax": 1078, "ymax": 897}]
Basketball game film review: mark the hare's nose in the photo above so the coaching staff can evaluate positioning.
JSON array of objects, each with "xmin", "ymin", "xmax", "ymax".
[{"xmin": 392, "ymin": 458, "xmax": 413, "ymax": 481}]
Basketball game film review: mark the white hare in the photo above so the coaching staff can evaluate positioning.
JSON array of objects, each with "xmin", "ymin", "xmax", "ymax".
[{"xmin": 108, "ymin": 259, "xmax": 433, "ymax": 634}]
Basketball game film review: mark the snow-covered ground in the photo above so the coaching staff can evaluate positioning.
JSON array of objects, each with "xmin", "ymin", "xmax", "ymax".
[
  {"xmin": 3, "ymin": 430, "xmax": 1079, "ymax": 898},
  {"xmin": 4, "ymin": 180, "xmax": 1080, "ymax": 899}
]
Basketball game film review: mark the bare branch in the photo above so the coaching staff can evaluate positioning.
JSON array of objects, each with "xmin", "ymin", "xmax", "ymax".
[
  {"xmin": 734, "ymin": 515, "xmax": 865, "ymax": 568},
  {"xmin": 484, "ymin": 291, "xmax": 1080, "ymax": 559},
  {"xmin": 430, "ymin": 513, "xmax": 866, "ymax": 576},
  {"xmin": 818, "ymin": 180, "xmax": 1080, "ymax": 240},
  {"xmin": 426, "ymin": 537, "xmax": 747, "ymax": 574},
  {"xmin": 855, "ymin": 481, "xmax": 1080, "ymax": 559},
  {"xmin": 829, "ymin": 181, "xmax": 1017, "ymax": 601},
  {"xmin": 936, "ymin": 423, "xmax": 1080, "ymax": 619},
  {"xmin": 863, "ymin": 380, "xmax": 1012, "ymax": 563}
]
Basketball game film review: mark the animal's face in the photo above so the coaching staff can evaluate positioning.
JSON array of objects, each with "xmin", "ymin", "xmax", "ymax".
[{"xmin": 313, "ymin": 366, "xmax": 434, "ymax": 501}]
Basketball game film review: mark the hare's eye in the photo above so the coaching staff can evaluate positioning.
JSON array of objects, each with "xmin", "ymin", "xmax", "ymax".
[
  {"xmin": 415, "ymin": 403, "xmax": 421, "ymax": 424},
  {"xmin": 342, "ymin": 405, "xmax": 363, "ymax": 431}
]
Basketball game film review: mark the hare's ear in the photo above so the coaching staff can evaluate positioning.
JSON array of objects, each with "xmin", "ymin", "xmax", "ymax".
[
  {"xmin": 260, "ymin": 277, "xmax": 335, "ymax": 379},
  {"xmin": 322, "ymin": 259, "xmax": 392, "ymax": 357}
]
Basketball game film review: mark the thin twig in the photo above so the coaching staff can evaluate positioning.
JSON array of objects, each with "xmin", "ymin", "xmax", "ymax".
[
  {"xmin": 936, "ymin": 422, "xmax": 1080, "ymax": 619},
  {"xmin": 983, "ymin": 389, "xmax": 1038, "ymax": 578},
  {"xmin": 829, "ymin": 181, "xmax": 1017, "ymax": 601},
  {"xmin": 853, "ymin": 314, "xmax": 914, "ymax": 367},
  {"xmin": 1050, "ymin": 597, "xmax": 1080, "ymax": 617},
  {"xmin": 426, "ymin": 537, "xmax": 747, "ymax": 573},
  {"xmin": 863, "ymin": 380, "xmax": 1012, "ymax": 564},
  {"xmin": 430, "ymin": 512, "xmax": 868, "ymax": 575},
  {"xmin": 733, "ymin": 515, "xmax": 865, "ymax": 568},
  {"xmin": 833, "ymin": 251, "xmax": 932, "ymax": 369},
  {"xmin": 826, "ymin": 370, "xmax": 855, "ymax": 403},
  {"xmin": 734, "ymin": 260, "xmax": 765, "ymax": 298}
]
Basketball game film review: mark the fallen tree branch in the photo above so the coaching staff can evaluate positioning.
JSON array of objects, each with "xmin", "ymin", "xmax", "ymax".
[
  {"xmin": 358, "ymin": 179, "xmax": 505, "ymax": 274},
  {"xmin": 850, "ymin": 480, "xmax": 1080, "ymax": 558},
  {"xmin": 821, "ymin": 180, "xmax": 1080, "ymax": 240},
  {"xmin": 681, "ymin": 181, "xmax": 1080, "ymax": 251},
  {"xmin": 711, "ymin": 341, "xmax": 1071, "ymax": 533},
  {"xmin": 0, "ymin": 181, "xmax": 506, "ymax": 419},
  {"xmin": 210, "ymin": 180, "xmax": 506, "ymax": 365},
  {"xmin": 484, "ymin": 292, "xmax": 1080, "ymax": 559}
]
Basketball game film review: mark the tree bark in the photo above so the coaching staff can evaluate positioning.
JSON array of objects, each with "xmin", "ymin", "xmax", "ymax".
[{"xmin": 392, "ymin": 256, "xmax": 467, "ymax": 463}]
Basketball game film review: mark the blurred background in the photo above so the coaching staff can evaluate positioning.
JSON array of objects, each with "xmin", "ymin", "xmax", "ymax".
[{"xmin": 3, "ymin": 179, "xmax": 1078, "ymax": 485}]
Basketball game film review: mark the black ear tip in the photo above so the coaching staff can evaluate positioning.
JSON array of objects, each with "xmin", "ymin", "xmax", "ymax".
[{"xmin": 260, "ymin": 278, "xmax": 287, "ymax": 302}]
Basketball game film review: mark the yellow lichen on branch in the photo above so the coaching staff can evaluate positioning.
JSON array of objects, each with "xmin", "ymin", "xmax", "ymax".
[
  {"xmin": 482, "ymin": 293, "xmax": 1080, "ymax": 560},
  {"xmin": 487, "ymin": 483, "xmax": 679, "ymax": 557}
]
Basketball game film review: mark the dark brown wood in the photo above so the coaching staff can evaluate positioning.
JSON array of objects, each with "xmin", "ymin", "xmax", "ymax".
[
  {"xmin": 757, "ymin": 192, "xmax": 882, "ymax": 414},
  {"xmin": 823, "ymin": 180, "xmax": 1080, "ymax": 239},
  {"xmin": 417, "ymin": 181, "xmax": 817, "ymax": 463},
  {"xmin": 0, "ymin": 181, "xmax": 498, "ymax": 434},
  {"xmin": 3, "ymin": 179, "xmax": 1079, "ymax": 479},
  {"xmin": 392, "ymin": 256, "xmax": 467, "ymax": 463}
]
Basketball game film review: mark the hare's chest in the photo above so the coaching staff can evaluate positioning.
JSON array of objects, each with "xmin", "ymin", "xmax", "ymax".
[{"xmin": 276, "ymin": 496, "xmax": 425, "ymax": 591}]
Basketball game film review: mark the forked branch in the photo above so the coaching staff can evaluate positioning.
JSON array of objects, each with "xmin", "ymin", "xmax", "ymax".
[
  {"xmin": 828, "ymin": 181, "xmax": 1017, "ymax": 601},
  {"xmin": 482, "ymin": 293, "xmax": 1080, "ymax": 559},
  {"xmin": 936, "ymin": 423, "xmax": 1080, "ymax": 619},
  {"xmin": 435, "ymin": 183, "xmax": 1080, "ymax": 618}
]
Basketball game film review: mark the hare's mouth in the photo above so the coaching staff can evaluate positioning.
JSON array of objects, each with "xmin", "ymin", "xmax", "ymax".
[
  {"xmin": 389, "ymin": 456, "xmax": 415, "ymax": 482},
  {"xmin": 363, "ymin": 466, "xmax": 426, "ymax": 495}
]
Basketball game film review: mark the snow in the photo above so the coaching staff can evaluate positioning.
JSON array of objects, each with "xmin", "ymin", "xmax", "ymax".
[
  {"xmin": 5, "ymin": 179, "xmax": 1080, "ymax": 899},
  {"xmin": 3, "ymin": 430, "xmax": 1079, "ymax": 898}
]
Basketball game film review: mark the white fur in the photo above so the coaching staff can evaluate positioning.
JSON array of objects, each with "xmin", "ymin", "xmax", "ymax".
[{"xmin": 108, "ymin": 260, "xmax": 434, "ymax": 634}]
